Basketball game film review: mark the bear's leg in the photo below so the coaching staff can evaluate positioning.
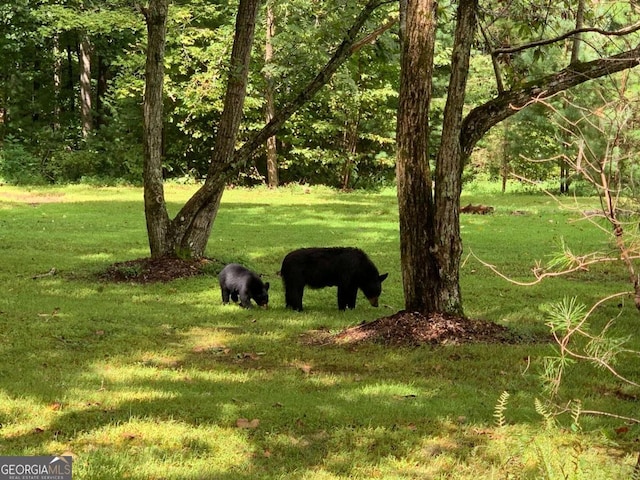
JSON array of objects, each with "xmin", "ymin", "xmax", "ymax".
[
  {"xmin": 221, "ymin": 286, "xmax": 231, "ymax": 304},
  {"xmin": 285, "ymin": 283, "xmax": 304, "ymax": 311},
  {"xmin": 230, "ymin": 291, "xmax": 239, "ymax": 303},
  {"xmin": 337, "ymin": 285, "xmax": 358, "ymax": 310},
  {"xmin": 238, "ymin": 289, "xmax": 253, "ymax": 309}
]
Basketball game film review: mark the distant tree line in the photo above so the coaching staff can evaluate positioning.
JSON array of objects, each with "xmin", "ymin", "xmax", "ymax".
[{"xmin": 1, "ymin": 0, "xmax": 639, "ymax": 193}]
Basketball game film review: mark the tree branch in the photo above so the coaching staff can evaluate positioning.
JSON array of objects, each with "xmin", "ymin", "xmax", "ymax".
[
  {"xmin": 461, "ymin": 43, "xmax": 640, "ymax": 158},
  {"xmin": 232, "ymin": 0, "xmax": 394, "ymax": 169},
  {"xmin": 350, "ymin": 16, "xmax": 397, "ymax": 54},
  {"xmin": 492, "ymin": 21, "xmax": 640, "ymax": 56}
]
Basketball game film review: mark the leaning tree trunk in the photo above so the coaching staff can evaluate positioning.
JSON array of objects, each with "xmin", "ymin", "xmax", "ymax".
[
  {"xmin": 395, "ymin": 0, "xmax": 438, "ymax": 314},
  {"xmin": 166, "ymin": 0, "xmax": 261, "ymax": 258},
  {"xmin": 142, "ymin": 0, "xmax": 260, "ymax": 258}
]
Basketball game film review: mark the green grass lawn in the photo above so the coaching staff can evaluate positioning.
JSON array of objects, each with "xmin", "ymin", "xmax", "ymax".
[{"xmin": 0, "ymin": 183, "xmax": 638, "ymax": 479}]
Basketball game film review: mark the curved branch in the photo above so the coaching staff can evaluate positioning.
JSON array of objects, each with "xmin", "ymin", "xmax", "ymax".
[
  {"xmin": 493, "ymin": 21, "xmax": 640, "ymax": 56},
  {"xmin": 468, "ymin": 248, "xmax": 620, "ymax": 287},
  {"xmin": 461, "ymin": 43, "xmax": 640, "ymax": 158}
]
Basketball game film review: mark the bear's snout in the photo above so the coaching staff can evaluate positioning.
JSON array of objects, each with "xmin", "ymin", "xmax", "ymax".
[{"xmin": 368, "ymin": 296, "xmax": 379, "ymax": 307}]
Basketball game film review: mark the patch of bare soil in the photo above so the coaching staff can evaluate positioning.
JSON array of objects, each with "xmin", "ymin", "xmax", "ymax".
[
  {"xmin": 100, "ymin": 256, "xmax": 218, "ymax": 283},
  {"xmin": 0, "ymin": 191, "xmax": 67, "ymax": 205},
  {"xmin": 309, "ymin": 310, "xmax": 540, "ymax": 347}
]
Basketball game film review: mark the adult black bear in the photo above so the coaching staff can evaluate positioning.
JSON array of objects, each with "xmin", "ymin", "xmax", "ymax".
[
  {"xmin": 280, "ymin": 247, "xmax": 388, "ymax": 311},
  {"xmin": 218, "ymin": 263, "xmax": 270, "ymax": 309}
]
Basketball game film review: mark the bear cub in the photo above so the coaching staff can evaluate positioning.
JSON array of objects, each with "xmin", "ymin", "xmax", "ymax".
[
  {"xmin": 218, "ymin": 263, "xmax": 270, "ymax": 309},
  {"xmin": 280, "ymin": 247, "xmax": 388, "ymax": 311}
]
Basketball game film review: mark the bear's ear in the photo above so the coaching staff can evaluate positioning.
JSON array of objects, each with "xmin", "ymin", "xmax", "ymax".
[
  {"xmin": 264, "ymin": 282, "xmax": 270, "ymax": 290},
  {"xmin": 379, "ymin": 273, "xmax": 388, "ymax": 282}
]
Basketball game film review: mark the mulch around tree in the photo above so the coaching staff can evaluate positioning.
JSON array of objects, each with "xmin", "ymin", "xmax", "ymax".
[
  {"xmin": 100, "ymin": 257, "xmax": 538, "ymax": 346},
  {"xmin": 99, "ymin": 256, "xmax": 218, "ymax": 284},
  {"xmin": 326, "ymin": 310, "xmax": 530, "ymax": 346}
]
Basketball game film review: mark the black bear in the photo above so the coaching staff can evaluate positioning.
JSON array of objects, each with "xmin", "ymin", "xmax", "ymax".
[
  {"xmin": 280, "ymin": 247, "xmax": 388, "ymax": 311},
  {"xmin": 218, "ymin": 263, "xmax": 270, "ymax": 309}
]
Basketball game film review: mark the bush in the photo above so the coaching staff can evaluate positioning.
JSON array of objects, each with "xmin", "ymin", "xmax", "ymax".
[{"xmin": 0, "ymin": 137, "xmax": 49, "ymax": 185}]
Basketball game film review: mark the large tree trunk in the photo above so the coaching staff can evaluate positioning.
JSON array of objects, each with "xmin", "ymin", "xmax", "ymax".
[
  {"xmin": 431, "ymin": 0, "xmax": 478, "ymax": 316},
  {"xmin": 142, "ymin": 0, "xmax": 171, "ymax": 257},
  {"xmin": 396, "ymin": 0, "xmax": 477, "ymax": 316},
  {"xmin": 397, "ymin": 1, "xmax": 640, "ymax": 318},
  {"xmin": 395, "ymin": 0, "xmax": 438, "ymax": 313}
]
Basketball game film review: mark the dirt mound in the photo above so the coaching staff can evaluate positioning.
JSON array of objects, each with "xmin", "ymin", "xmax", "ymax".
[
  {"xmin": 100, "ymin": 256, "xmax": 217, "ymax": 283},
  {"xmin": 320, "ymin": 310, "xmax": 536, "ymax": 347}
]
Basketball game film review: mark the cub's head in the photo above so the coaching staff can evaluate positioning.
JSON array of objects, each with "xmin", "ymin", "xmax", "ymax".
[{"xmin": 253, "ymin": 282, "xmax": 270, "ymax": 308}]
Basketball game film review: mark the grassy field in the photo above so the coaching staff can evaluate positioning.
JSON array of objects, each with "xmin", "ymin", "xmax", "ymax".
[{"xmin": 0, "ymin": 182, "xmax": 638, "ymax": 479}]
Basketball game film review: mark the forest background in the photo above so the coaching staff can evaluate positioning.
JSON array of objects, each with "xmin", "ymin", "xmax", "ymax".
[{"xmin": 2, "ymin": 0, "xmax": 639, "ymax": 192}]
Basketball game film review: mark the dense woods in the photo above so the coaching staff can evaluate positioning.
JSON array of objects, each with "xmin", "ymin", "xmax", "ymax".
[{"xmin": 2, "ymin": 0, "xmax": 637, "ymax": 191}]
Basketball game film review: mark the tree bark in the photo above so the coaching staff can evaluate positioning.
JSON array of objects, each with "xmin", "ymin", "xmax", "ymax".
[
  {"xmin": 142, "ymin": 0, "xmax": 171, "ymax": 257},
  {"xmin": 431, "ymin": 0, "xmax": 478, "ymax": 316},
  {"xmin": 395, "ymin": 0, "xmax": 438, "ymax": 313},
  {"xmin": 264, "ymin": 2, "xmax": 279, "ymax": 188},
  {"xmin": 79, "ymin": 36, "xmax": 92, "ymax": 137},
  {"xmin": 397, "ymin": 2, "xmax": 640, "ymax": 318}
]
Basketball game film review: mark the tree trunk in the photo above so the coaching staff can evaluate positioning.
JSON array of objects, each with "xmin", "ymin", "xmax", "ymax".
[
  {"xmin": 78, "ymin": 36, "xmax": 92, "ymax": 137},
  {"xmin": 395, "ymin": 0, "xmax": 438, "ymax": 313},
  {"xmin": 560, "ymin": 0, "xmax": 585, "ymax": 194},
  {"xmin": 164, "ymin": 0, "xmax": 260, "ymax": 258},
  {"xmin": 264, "ymin": 2, "xmax": 279, "ymax": 188},
  {"xmin": 142, "ymin": 0, "xmax": 171, "ymax": 257},
  {"xmin": 66, "ymin": 44, "xmax": 75, "ymax": 113},
  {"xmin": 501, "ymin": 119, "xmax": 509, "ymax": 192},
  {"xmin": 53, "ymin": 35, "xmax": 61, "ymax": 130},
  {"xmin": 234, "ymin": 0, "xmax": 390, "ymax": 166},
  {"xmin": 96, "ymin": 55, "xmax": 109, "ymax": 129},
  {"xmin": 431, "ymin": 0, "xmax": 478, "ymax": 316},
  {"xmin": 141, "ymin": 0, "xmax": 389, "ymax": 258},
  {"xmin": 341, "ymin": 116, "xmax": 359, "ymax": 190}
]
